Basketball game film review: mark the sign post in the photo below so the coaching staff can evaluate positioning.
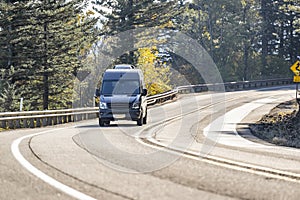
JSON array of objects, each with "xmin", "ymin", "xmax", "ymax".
[{"xmin": 290, "ymin": 60, "xmax": 300, "ymax": 105}]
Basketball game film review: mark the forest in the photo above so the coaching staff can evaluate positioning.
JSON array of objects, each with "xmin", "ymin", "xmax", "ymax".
[{"xmin": 0, "ymin": 0, "xmax": 299, "ymax": 111}]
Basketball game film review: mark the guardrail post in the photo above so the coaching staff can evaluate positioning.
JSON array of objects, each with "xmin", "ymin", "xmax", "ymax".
[
  {"xmin": 29, "ymin": 119, "xmax": 35, "ymax": 128},
  {"xmin": 23, "ymin": 119, "xmax": 28, "ymax": 128},
  {"xmin": 36, "ymin": 118, "xmax": 41, "ymax": 127},
  {"xmin": 48, "ymin": 117, "xmax": 52, "ymax": 126},
  {"xmin": 73, "ymin": 114, "xmax": 77, "ymax": 122},
  {"xmin": 42, "ymin": 118, "xmax": 47, "ymax": 127},
  {"xmin": 16, "ymin": 120, "xmax": 21, "ymax": 128},
  {"xmin": 74, "ymin": 114, "xmax": 77, "ymax": 122},
  {"xmin": 62, "ymin": 115, "xmax": 66, "ymax": 123},
  {"xmin": 68, "ymin": 115, "xmax": 72, "ymax": 123},
  {"xmin": 53, "ymin": 116, "xmax": 57, "ymax": 125},
  {"xmin": 8, "ymin": 120, "xmax": 14, "ymax": 129},
  {"xmin": 1, "ymin": 120, "xmax": 6, "ymax": 129},
  {"xmin": 58, "ymin": 116, "xmax": 63, "ymax": 124}
]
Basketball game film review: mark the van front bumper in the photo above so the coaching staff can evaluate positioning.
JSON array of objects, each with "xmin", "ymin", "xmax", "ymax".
[{"xmin": 99, "ymin": 109, "xmax": 141, "ymax": 121}]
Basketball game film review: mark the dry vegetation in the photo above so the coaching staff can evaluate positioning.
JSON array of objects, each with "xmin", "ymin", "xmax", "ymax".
[{"xmin": 250, "ymin": 100, "xmax": 300, "ymax": 148}]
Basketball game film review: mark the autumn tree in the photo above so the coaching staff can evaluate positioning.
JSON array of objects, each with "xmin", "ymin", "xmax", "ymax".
[
  {"xmin": 92, "ymin": 0, "xmax": 179, "ymax": 93},
  {"xmin": 137, "ymin": 47, "xmax": 171, "ymax": 95}
]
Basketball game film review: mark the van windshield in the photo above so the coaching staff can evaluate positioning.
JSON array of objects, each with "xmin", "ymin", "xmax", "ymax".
[{"xmin": 101, "ymin": 80, "xmax": 140, "ymax": 95}]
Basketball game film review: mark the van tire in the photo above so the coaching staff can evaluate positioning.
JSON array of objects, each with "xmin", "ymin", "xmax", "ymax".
[
  {"xmin": 99, "ymin": 119, "xmax": 105, "ymax": 127},
  {"xmin": 99, "ymin": 119, "xmax": 110, "ymax": 127},
  {"xmin": 143, "ymin": 110, "xmax": 147, "ymax": 124},
  {"xmin": 137, "ymin": 117, "xmax": 143, "ymax": 126}
]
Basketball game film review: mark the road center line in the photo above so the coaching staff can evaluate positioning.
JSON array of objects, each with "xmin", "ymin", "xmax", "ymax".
[{"xmin": 11, "ymin": 128, "xmax": 97, "ymax": 200}]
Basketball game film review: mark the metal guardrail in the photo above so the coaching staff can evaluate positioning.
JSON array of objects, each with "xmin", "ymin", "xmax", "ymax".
[
  {"xmin": 0, "ymin": 78, "xmax": 293, "ymax": 129},
  {"xmin": 177, "ymin": 78, "xmax": 293, "ymax": 93},
  {"xmin": 0, "ymin": 108, "xmax": 98, "ymax": 129},
  {"xmin": 146, "ymin": 89, "xmax": 178, "ymax": 105}
]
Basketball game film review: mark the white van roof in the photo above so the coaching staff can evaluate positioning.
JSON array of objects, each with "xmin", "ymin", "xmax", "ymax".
[
  {"xmin": 113, "ymin": 64, "xmax": 135, "ymax": 69},
  {"xmin": 103, "ymin": 69, "xmax": 143, "ymax": 80}
]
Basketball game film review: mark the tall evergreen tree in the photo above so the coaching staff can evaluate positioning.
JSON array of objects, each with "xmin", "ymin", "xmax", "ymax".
[
  {"xmin": 0, "ymin": 0, "xmax": 97, "ymax": 111},
  {"xmin": 0, "ymin": 0, "xmax": 35, "ymax": 110},
  {"xmin": 258, "ymin": 0, "xmax": 299, "ymax": 77},
  {"xmin": 93, "ymin": 0, "xmax": 179, "ymax": 35},
  {"xmin": 175, "ymin": 0, "xmax": 298, "ymax": 81},
  {"xmin": 279, "ymin": 0, "xmax": 300, "ymax": 61},
  {"xmin": 92, "ymin": 0, "xmax": 180, "ymax": 63}
]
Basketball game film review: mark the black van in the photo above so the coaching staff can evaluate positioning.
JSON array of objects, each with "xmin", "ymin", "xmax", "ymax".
[{"xmin": 96, "ymin": 69, "xmax": 148, "ymax": 126}]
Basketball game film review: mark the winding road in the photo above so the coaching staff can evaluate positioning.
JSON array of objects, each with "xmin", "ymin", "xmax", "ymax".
[{"xmin": 2, "ymin": 85, "xmax": 300, "ymax": 200}]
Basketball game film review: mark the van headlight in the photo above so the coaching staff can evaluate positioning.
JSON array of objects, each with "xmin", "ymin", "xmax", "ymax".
[
  {"xmin": 132, "ymin": 102, "xmax": 140, "ymax": 109},
  {"xmin": 100, "ymin": 102, "xmax": 108, "ymax": 109}
]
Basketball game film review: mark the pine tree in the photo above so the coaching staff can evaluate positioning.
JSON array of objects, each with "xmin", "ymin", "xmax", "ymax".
[
  {"xmin": 92, "ymin": 0, "xmax": 180, "ymax": 62},
  {"xmin": 93, "ymin": 0, "xmax": 179, "ymax": 35},
  {"xmin": 0, "ymin": 66, "xmax": 21, "ymax": 112},
  {"xmin": 0, "ymin": 0, "xmax": 36, "ymax": 110},
  {"xmin": 279, "ymin": 0, "xmax": 300, "ymax": 61},
  {"xmin": 0, "ymin": 0, "xmax": 98, "ymax": 111},
  {"xmin": 31, "ymin": 0, "xmax": 97, "ymax": 110}
]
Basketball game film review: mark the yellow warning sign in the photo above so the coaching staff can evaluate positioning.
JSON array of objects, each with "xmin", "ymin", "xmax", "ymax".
[
  {"xmin": 290, "ymin": 61, "xmax": 300, "ymax": 75},
  {"xmin": 293, "ymin": 76, "xmax": 300, "ymax": 83}
]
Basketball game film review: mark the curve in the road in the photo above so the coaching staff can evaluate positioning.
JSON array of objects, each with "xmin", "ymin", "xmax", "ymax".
[
  {"xmin": 11, "ymin": 128, "xmax": 97, "ymax": 200},
  {"xmin": 9, "ymin": 85, "xmax": 300, "ymax": 200},
  {"xmin": 139, "ymin": 95, "xmax": 300, "ymax": 183}
]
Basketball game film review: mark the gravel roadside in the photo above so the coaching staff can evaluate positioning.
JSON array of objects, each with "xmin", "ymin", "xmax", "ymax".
[{"xmin": 249, "ymin": 100, "xmax": 300, "ymax": 148}]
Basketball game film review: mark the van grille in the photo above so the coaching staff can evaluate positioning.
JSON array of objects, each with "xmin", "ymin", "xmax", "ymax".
[{"xmin": 108, "ymin": 103, "xmax": 132, "ymax": 109}]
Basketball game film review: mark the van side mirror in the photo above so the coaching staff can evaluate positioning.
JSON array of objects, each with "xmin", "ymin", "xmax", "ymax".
[
  {"xmin": 142, "ymin": 89, "xmax": 147, "ymax": 96},
  {"xmin": 95, "ymin": 89, "xmax": 100, "ymax": 97}
]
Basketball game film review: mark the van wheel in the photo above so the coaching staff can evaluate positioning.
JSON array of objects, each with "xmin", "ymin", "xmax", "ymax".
[
  {"xmin": 99, "ymin": 119, "xmax": 105, "ymax": 127},
  {"xmin": 99, "ymin": 119, "xmax": 110, "ymax": 127},
  {"xmin": 143, "ymin": 110, "xmax": 147, "ymax": 124},
  {"xmin": 137, "ymin": 117, "xmax": 143, "ymax": 126}
]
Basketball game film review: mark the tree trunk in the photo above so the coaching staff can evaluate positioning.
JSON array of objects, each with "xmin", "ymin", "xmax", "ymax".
[
  {"xmin": 243, "ymin": 43, "xmax": 249, "ymax": 81},
  {"xmin": 43, "ymin": 72, "xmax": 49, "ymax": 110},
  {"xmin": 43, "ymin": 20, "xmax": 49, "ymax": 110},
  {"xmin": 261, "ymin": 0, "xmax": 268, "ymax": 69}
]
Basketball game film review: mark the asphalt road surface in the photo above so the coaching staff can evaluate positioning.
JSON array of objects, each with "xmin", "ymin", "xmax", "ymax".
[{"xmin": 2, "ymin": 85, "xmax": 300, "ymax": 200}]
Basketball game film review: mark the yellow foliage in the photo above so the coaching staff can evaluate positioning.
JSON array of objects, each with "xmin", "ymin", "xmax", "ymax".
[
  {"xmin": 86, "ymin": 10, "xmax": 95, "ymax": 16},
  {"xmin": 151, "ymin": 14, "xmax": 157, "ymax": 20},
  {"xmin": 202, "ymin": 31, "xmax": 211, "ymax": 40},
  {"xmin": 137, "ymin": 47, "xmax": 172, "ymax": 96},
  {"xmin": 241, "ymin": 0, "xmax": 247, "ymax": 8},
  {"xmin": 160, "ymin": 20, "xmax": 175, "ymax": 29},
  {"xmin": 137, "ymin": 48, "xmax": 156, "ymax": 65}
]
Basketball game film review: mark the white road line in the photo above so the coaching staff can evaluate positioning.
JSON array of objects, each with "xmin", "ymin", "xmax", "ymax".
[
  {"xmin": 203, "ymin": 96, "xmax": 300, "ymax": 153},
  {"xmin": 136, "ymin": 95, "xmax": 300, "ymax": 183},
  {"xmin": 140, "ymin": 136, "xmax": 300, "ymax": 183},
  {"xmin": 11, "ymin": 128, "xmax": 97, "ymax": 200},
  {"xmin": 203, "ymin": 97, "xmax": 276, "ymax": 148}
]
